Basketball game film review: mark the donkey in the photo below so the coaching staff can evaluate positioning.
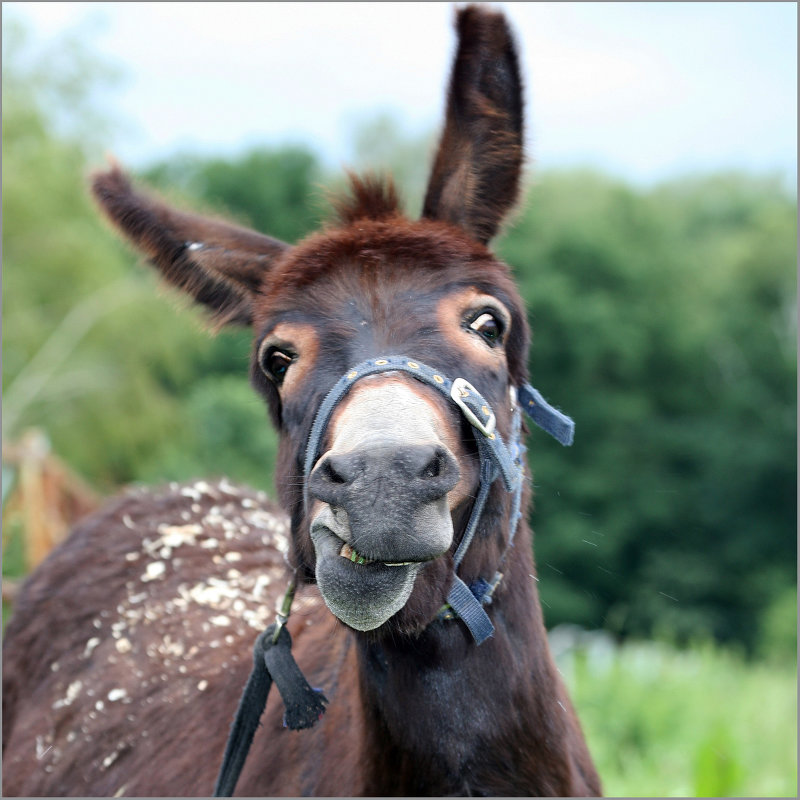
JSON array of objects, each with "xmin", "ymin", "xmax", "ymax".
[{"xmin": 2, "ymin": 6, "xmax": 601, "ymax": 797}]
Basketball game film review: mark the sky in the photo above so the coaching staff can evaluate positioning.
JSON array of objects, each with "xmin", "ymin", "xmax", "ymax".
[{"xmin": 4, "ymin": 2, "xmax": 797, "ymax": 187}]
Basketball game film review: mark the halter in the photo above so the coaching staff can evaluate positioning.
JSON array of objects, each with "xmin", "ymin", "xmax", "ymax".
[{"xmin": 303, "ymin": 354, "xmax": 574, "ymax": 645}]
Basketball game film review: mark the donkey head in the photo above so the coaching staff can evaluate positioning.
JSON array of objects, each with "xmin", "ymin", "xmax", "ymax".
[{"xmin": 92, "ymin": 7, "xmax": 535, "ymax": 638}]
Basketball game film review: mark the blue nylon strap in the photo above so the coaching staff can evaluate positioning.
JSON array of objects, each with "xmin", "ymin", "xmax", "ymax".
[
  {"xmin": 517, "ymin": 383, "xmax": 575, "ymax": 447},
  {"xmin": 452, "ymin": 458, "xmax": 495, "ymax": 568},
  {"xmin": 446, "ymin": 575, "xmax": 495, "ymax": 645}
]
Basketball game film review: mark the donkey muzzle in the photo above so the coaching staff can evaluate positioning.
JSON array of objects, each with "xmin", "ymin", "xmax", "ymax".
[
  {"xmin": 306, "ymin": 373, "xmax": 464, "ymax": 632},
  {"xmin": 309, "ymin": 441, "xmax": 459, "ymax": 562}
]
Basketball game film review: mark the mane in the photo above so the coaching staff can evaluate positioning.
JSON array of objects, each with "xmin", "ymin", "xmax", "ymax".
[{"xmin": 329, "ymin": 173, "xmax": 402, "ymax": 226}]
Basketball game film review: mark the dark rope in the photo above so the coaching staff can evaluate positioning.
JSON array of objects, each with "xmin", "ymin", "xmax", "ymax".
[
  {"xmin": 213, "ymin": 623, "xmax": 327, "ymax": 797},
  {"xmin": 213, "ymin": 628, "xmax": 274, "ymax": 797}
]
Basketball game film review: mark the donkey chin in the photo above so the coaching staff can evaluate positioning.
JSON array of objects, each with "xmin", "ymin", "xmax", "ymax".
[{"xmin": 309, "ymin": 498, "xmax": 453, "ymax": 632}]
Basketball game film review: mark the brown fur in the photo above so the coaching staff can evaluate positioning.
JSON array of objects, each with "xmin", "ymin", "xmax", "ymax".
[{"xmin": 3, "ymin": 6, "xmax": 601, "ymax": 796}]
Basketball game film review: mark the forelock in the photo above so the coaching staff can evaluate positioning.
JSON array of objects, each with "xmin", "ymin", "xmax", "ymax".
[{"xmin": 329, "ymin": 173, "xmax": 402, "ymax": 226}]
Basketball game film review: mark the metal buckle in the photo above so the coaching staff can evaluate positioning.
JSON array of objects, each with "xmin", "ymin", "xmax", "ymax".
[{"xmin": 450, "ymin": 377, "xmax": 496, "ymax": 437}]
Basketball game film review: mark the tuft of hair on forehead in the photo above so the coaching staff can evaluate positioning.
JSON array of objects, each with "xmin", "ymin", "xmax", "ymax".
[{"xmin": 329, "ymin": 173, "xmax": 402, "ymax": 226}]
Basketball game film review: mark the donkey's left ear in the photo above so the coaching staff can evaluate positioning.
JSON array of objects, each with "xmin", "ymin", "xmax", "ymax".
[
  {"xmin": 422, "ymin": 6, "xmax": 524, "ymax": 245},
  {"xmin": 91, "ymin": 165, "xmax": 290, "ymax": 327}
]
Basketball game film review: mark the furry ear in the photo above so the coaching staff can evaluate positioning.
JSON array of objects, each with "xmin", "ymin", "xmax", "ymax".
[
  {"xmin": 91, "ymin": 166, "xmax": 291, "ymax": 326},
  {"xmin": 422, "ymin": 5, "xmax": 524, "ymax": 245}
]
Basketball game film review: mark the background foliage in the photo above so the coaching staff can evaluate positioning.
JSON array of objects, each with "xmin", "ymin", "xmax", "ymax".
[{"xmin": 2, "ymin": 21, "xmax": 796, "ymax": 796}]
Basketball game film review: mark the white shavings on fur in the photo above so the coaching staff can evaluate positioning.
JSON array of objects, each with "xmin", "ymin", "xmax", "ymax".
[
  {"xmin": 158, "ymin": 523, "xmax": 203, "ymax": 548},
  {"xmin": 124, "ymin": 552, "xmax": 140, "ymax": 562},
  {"xmin": 244, "ymin": 509, "xmax": 280, "ymax": 531},
  {"xmin": 115, "ymin": 638, "xmax": 132, "ymax": 654},
  {"xmin": 83, "ymin": 638, "xmax": 101, "ymax": 658},
  {"xmin": 218, "ymin": 477, "xmax": 241, "ymax": 496},
  {"xmin": 181, "ymin": 579, "xmax": 238, "ymax": 607},
  {"xmin": 140, "ymin": 561, "xmax": 166, "ymax": 582},
  {"xmin": 53, "ymin": 680, "xmax": 83, "ymax": 709},
  {"xmin": 209, "ymin": 615, "xmax": 231, "ymax": 627},
  {"xmin": 252, "ymin": 574, "xmax": 272, "ymax": 598},
  {"xmin": 108, "ymin": 688, "xmax": 127, "ymax": 702},
  {"xmin": 122, "ymin": 515, "xmax": 135, "ymax": 529},
  {"xmin": 159, "ymin": 636, "xmax": 185, "ymax": 658},
  {"xmin": 241, "ymin": 606, "xmax": 271, "ymax": 630}
]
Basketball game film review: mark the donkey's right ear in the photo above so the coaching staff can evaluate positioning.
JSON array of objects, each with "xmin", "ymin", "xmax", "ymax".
[
  {"xmin": 422, "ymin": 6, "xmax": 524, "ymax": 246},
  {"xmin": 91, "ymin": 165, "xmax": 291, "ymax": 327}
]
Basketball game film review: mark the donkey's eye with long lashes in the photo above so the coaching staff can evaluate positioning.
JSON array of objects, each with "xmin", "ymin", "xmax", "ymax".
[
  {"xmin": 469, "ymin": 312, "xmax": 505, "ymax": 345},
  {"xmin": 260, "ymin": 347, "xmax": 294, "ymax": 384}
]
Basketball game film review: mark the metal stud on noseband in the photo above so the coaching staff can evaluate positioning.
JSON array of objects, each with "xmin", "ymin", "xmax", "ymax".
[{"xmin": 303, "ymin": 355, "xmax": 575, "ymax": 645}]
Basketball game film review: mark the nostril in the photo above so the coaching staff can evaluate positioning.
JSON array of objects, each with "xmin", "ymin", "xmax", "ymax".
[
  {"xmin": 416, "ymin": 446, "xmax": 459, "ymax": 497},
  {"xmin": 421, "ymin": 453, "xmax": 443, "ymax": 479},
  {"xmin": 321, "ymin": 458, "xmax": 348, "ymax": 485}
]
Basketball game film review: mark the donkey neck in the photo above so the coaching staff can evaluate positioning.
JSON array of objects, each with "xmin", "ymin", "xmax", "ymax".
[{"xmin": 354, "ymin": 524, "xmax": 569, "ymax": 796}]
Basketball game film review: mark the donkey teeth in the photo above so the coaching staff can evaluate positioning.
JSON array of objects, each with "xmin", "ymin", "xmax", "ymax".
[
  {"xmin": 338, "ymin": 542, "xmax": 373, "ymax": 565},
  {"xmin": 338, "ymin": 542, "xmax": 411, "ymax": 567}
]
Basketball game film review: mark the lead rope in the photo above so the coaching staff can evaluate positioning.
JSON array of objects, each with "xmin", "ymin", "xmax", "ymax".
[{"xmin": 213, "ymin": 582, "xmax": 327, "ymax": 797}]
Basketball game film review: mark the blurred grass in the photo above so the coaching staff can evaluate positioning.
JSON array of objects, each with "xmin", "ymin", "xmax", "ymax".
[{"xmin": 554, "ymin": 628, "xmax": 797, "ymax": 796}]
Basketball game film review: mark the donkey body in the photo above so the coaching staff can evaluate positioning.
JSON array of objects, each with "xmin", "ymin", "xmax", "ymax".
[{"xmin": 3, "ymin": 8, "xmax": 601, "ymax": 796}]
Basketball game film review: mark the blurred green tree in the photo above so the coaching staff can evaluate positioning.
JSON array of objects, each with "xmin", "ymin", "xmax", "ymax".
[
  {"xmin": 499, "ymin": 170, "xmax": 797, "ymax": 651},
  {"xmin": 144, "ymin": 146, "xmax": 325, "ymax": 244}
]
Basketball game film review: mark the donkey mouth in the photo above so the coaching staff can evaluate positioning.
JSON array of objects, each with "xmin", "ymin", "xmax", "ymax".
[
  {"xmin": 309, "ymin": 505, "xmax": 451, "ymax": 632},
  {"xmin": 338, "ymin": 542, "xmax": 414, "ymax": 567}
]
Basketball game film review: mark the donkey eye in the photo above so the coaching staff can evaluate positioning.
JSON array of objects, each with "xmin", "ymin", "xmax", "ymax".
[
  {"xmin": 468, "ymin": 312, "xmax": 505, "ymax": 345},
  {"xmin": 260, "ymin": 346, "xmax": 295, "ymax": 384}
]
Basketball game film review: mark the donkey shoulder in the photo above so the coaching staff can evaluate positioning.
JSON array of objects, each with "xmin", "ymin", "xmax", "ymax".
[{"xmin": 1, "ymin": 479, "xmax": 322, "ymax": 796}]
